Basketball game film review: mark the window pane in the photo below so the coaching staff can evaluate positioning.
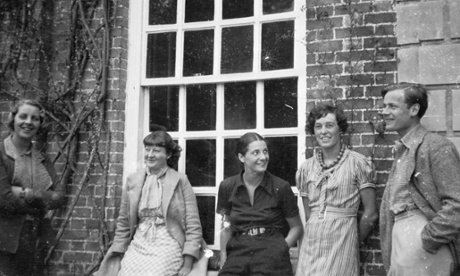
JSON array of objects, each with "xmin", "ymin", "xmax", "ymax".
[
  {"xmin": 224, "ymin": 136, "xmax": 297, "ymax": 185},
  {"xmin": 263, "ymin": 0, "xmax": 294, "ymax": 14},
  {"xmin": 223, "ymin": 0, "xmax": 254, "ymax": 19},
  {"xmin": 265, "ymin": 78, "xmax": 297, "ymax": 128},
  {"xmin": 186, "ymin": 84, "xmax": 216, "ymax": 130},
  {"xmin": 261, "ymin": 21, "xmax": 294, "ymax": 71},
  {"xmin": 149, "ymin": 0, "xmax": 177, "ymax": 25},
  {"xmin": 183, "ymin": 30, "xmax": 214, "ymax": 76},
  {"xmin": 224, "ymin": 82, "xmax": 256, "ymax": 129},
  {"xmin": 224, "ymin": 138, "xmax": 241, "ymax": 179},
  {"xmin": 185, "ymin": 0, "xmax": 214, "ymax": 22},
  {"xmin": 186, "ymin": 139, "xmax": 216, "ymax": 187},
  {"xmin": 221, "ymin": 26, "xmax": 253, "ymax": 74},
  {"xmin": 265, "ymin": 136, "xmax": 297, "ymax": 186},
  {"xmin": 149, "ymin": 86, "xmax": 179, "ymax": 131},
  {"xmin": 146, "ymin": 33, "xmax": 176, "ymax": 78},
  {"xmin": 196, "ymin": 196, "xmax": 216, "ymax": 244}
]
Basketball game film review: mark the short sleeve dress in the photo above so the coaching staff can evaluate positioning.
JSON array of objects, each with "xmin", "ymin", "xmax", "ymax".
[{"xmin": 295, "ymin": 148, "xmax": 375, "ymax": 276}]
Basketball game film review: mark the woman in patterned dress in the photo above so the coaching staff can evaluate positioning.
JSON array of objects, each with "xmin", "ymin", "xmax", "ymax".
[
  {"xmin": 296, "ymin": 104, "xmax": 378, "ymax": 276},
  {"xmin": 96, "ymin": 130, "xmax": 203, "ymax": 276}
]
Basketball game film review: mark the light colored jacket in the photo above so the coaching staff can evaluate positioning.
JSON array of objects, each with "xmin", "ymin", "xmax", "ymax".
[
  {"xmin": 97, "ymin": 168, "xmax": 202, "ymax": 275},
  {"xmin": 380, "ymin": 125, "xmax": 460, "ymax": 272}
]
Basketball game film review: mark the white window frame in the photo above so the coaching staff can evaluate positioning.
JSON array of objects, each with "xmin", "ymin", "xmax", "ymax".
[{"xmin": 124, "ymin": 0, "xmax": 307, "ymax": 249}]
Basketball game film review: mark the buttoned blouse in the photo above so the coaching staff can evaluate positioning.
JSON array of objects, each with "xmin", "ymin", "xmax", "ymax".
[
  {"xmin": 296, "ymin": 149, "xmax": 375, "ymax": 213},
  {"xmin": 216, "ymin": 171, "xmax": 299, "ymax": 233}
]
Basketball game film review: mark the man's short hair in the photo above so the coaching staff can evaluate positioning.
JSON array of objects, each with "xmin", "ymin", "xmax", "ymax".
[{"xmin": 381, "ymin": 83, "xmax": 428, "ymax": 119}]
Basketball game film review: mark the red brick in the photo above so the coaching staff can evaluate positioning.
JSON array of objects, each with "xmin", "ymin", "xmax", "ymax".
[{"xmin": 364, "ymin": 13, "xmax": 396, "ymax": 24}]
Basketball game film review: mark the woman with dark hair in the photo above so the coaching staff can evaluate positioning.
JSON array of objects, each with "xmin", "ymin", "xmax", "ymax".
[
  {"xmin": 216, "ymin": 132, "xmax": 303, "ymax": 276},
  {"xmin": 296, "ymin": 103, "xmax": 378, "ymax": 276},
  {"xmin": 0, "ymin": 99, "xmax": 65, "ymax": 276},
  {"xmin": 96, "ymin": 130, "xmax": 203, "ymax": 276}
]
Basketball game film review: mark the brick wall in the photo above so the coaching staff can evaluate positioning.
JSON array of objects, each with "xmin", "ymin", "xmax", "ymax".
[
  {"xmin": 305, "ymin": 0, "xmax": 398, "ymax": 275},
  {"xmin": 0, "ymin": 1, "xmax": 129, "ymax": 275},
  {"xmin": 47, "ymin": 1, "xmax": 129, "ymax": 275}
]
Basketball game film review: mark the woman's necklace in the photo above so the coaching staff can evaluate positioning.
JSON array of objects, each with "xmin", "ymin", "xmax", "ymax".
[{"xmin": 317, "ymin": 144, "xmax": 346, "ymax": 170}]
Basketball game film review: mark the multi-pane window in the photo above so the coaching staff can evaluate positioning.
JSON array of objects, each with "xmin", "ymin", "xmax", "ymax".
[{"xmin": 136, "ymin": 0, "xmax": 306, "ymax": 247}]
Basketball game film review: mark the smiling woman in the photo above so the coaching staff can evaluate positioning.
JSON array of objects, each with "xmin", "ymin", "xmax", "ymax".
[
  {"xmin": 216, "ymin": 132, "xmax": 303, "ymax": 276},
  {"xmin": 295, "ymin": 103, "xmax": 378, "ymax": 276},
  {"xmin": 96, "ymin": 130, "xmax": 203, "ymax": 276},
  {"xmin": 0, "ymin": 99, "xmax": 65, "ymax": 276}
]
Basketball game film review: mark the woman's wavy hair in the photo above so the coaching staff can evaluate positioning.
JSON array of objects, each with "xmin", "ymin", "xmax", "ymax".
[
  {"xmin": 7, "ymin": 99, "xmax": 46, "ymax": 133},
  {"xmin": 306, "ymin": 103, "xmax": 349, "ymax": 135},
  {"xmin": 143, "ymin": 130, "xmax": 182, "ymax": 168}
]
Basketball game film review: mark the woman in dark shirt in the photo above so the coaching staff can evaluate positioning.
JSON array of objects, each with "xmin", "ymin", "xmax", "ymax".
[
  {"xmin": 216, "ymin": 132, "xmax": 303, "ymax": 276},
  {"xmin": 0, "ymin": 99, "xmax": 65, "ymax": 276}
]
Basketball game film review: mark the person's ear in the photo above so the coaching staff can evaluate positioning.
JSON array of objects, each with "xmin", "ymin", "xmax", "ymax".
[
  {"xmin": 238, "ymin": 153, "xmax": 245, "ymax": 163},
  {"xmin": 409, "ymin": 103, "xmax": 420, "ymax": 117}
]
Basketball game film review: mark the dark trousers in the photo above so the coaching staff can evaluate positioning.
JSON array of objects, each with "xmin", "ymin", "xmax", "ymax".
[
  {"xmin": 0, "ymin": 221, "xmax": 45, "ymax": 276},
  {"xmin": 219, "ymin": 231, "xmax": 293, "ymax": 276}
]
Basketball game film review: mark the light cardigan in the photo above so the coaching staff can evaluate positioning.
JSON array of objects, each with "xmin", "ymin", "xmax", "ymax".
[
  {"xmin": 105, "ymin": 167, "xmax": 202, "ymax": 259},
  {"xmin": 380, "ymin": 125, "xmax": 460, "ymax": 272}
]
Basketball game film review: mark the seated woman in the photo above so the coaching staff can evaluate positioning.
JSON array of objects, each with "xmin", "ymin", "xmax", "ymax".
[
  {"xmin": 0, "ymin": 99, "xmax": 65, "ymax": 276},
  {"xmin": 96, "ymin": 130, "xmax": 203, "ymax": 276},
  {"xmin": 217, "ymin": 132, "xmax": 303, "ymax": 276},
  {"xmin": 296, "ymin": 103, "xmax": 378, "ymax": 276}
]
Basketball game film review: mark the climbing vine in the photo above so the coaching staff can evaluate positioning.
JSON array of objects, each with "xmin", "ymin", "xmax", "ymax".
[{"xmin": 0, "ymin": 0, "xmax": 117, "ymax": 274}]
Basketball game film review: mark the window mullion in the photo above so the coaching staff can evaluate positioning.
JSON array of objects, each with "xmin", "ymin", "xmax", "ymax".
[
  {"xmin": 256, "ymin": 80, "xmax": 265, "ymax": 130},
  {"xmin": 178, "ymin": 85, "xmax": 187, "ymax": 173},
  {"xmin": 253, "ymin": 16, "xmax": 262, "ymax": 73}
]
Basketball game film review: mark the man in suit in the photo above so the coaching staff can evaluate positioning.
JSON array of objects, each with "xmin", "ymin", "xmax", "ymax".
[{"xmin": 379, "ymin": 83, "xmax": 460, "ymax": 275}]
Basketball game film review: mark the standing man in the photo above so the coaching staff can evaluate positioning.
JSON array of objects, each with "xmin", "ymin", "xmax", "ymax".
[{"xmin": 379, "ymin": 83, "xmax": 460, "ymax": 275}]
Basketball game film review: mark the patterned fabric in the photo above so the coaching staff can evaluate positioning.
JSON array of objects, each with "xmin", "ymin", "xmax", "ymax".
[
  {"xmin": 296, "ymin": 149, "xmax": 375, "ymax": 276},
  {"xmin": 387, "ymin": 129, "xmax": 417, "ymax": 215},
  {"xmin": 118, "ymin": 214, "xmax": 183, "ymax": 276},
  {"xmin": 380, "ymin": 124, "xmax": 460, "ymax": 272},
  {"xmin": 4, "ymin": 136, "xmax": 53, "ymax": 191}
]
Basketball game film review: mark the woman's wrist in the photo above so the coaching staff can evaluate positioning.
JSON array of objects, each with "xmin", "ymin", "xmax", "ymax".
[{"xmin": 24, "ymin": 188, "xmax": 34, "ymax": 202}]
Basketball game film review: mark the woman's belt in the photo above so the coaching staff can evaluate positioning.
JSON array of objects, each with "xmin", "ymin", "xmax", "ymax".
[
  {"xmin": 237, "ymin": 227, "xmax": 279, "ymax": 236},
  {"xmin": 311, "ymin": 206, "xmax": 358, "ymax": 219}
]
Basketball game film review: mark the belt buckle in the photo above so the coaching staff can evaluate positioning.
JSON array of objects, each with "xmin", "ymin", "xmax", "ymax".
[{"xmin": 247, "ymin": 227, "xmax": 265, "ymax": 236}]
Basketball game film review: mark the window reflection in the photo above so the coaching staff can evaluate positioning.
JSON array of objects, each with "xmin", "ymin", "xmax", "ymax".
[
  {"xmin": 224, "ymin": 82, "xmax": 256, "ymax": 129},
  {"xmin": 265, "ymin": 136, "xmax": 297, "ymax": 186},
  {"xmin": 183, "ymin": 30, "xmax": 214, "ymax": 76},
  {"xmin": 261, "ymin": 21, "xmax": 294, "ymax": 71},
  {"xmin": 186, "ymin": 84, "xmax": 216, "ymax": 130},
  {"xmin": 196, "ymin": 196, "xmax": 216, "ymax": 244},
  {"xmin": 264, "ymin": 78, "xmax": 297, "ymax": 128},
  {"xmin": 149, "ymin": 0, "xmax": 177, "ymax": 25},
  {"xmin": 223, "ymin": 0, "xmax": 254, "ymax": 19},
  {"xmin": 224, "ymin": 136, "xmax": 297, "ymax": 185},
  {"xmin": 221, "ymin": 26, "xmax": 253, "ymax": 74},
  {"xmin": 146, "ymin": 33, "xmax": 176, "ymax": 78},
  {"xmin": 186, "ymin": 139, "xmax": 216, "ymax": 187},
  {"xmin": 185, "ymin": 0, "xmax": 214, "ymax": 22},
  {"xmin": 263, "ymin": 0, "xmax": 294, "ymax": 14},
  {"xmin": 149, "ymin": 86, "xmax": 179, "ymax": 131}
]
